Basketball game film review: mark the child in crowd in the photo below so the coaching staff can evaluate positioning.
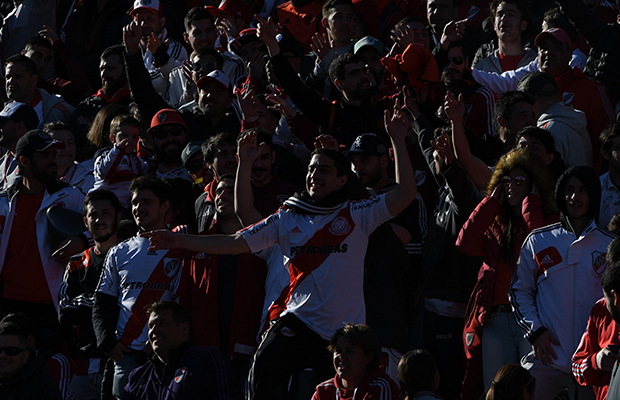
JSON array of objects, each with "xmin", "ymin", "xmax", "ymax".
[
  {"xmin": 485, "ymin": 364, "xmax": 535, "ymax": 400},
  {"xmin": 398, "ymin": 349, "xmax": 442, "ymax": 400},
  {"xmin": 92, "ymin": 114, "xmax": 149, "ymax": 208}
]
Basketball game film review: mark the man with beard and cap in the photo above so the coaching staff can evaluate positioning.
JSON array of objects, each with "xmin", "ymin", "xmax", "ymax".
[
  {"xmin": 0, "ymin": 130, "xmax": 85, "ymax": 334},
  {"xmin": 0, "ymin": 103, "xmax": 39, "ymax": 190},
  {"xmin": 148, "ymin": 109, "xmax": 190, "ymax": 180},
  {"xmin": 4, "ymin": 55, "xmax": 74, "ymax": 125},
  {"xmin": 509, "ymin": 166, "xmax": 616, "ymax": 400},
  {"xmin": 141, "ymin": 100, "xmax": 417, "ymax": 400},
  {"xmin": 70, "ymin": 45, "xmax": 132, "ymax": 139},
  {"xmin": 58, "ymin": 189, "xmax": 122, "ymax": 400}
]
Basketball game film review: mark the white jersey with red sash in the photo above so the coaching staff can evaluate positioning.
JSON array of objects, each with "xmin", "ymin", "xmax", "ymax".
[
  {"xmin": 96, "ymin": 234, "xmax": 184, "ymax": 350},
  {"xmin": 239, "ymin": 194, "xmax": 392, "ymax": 340}
]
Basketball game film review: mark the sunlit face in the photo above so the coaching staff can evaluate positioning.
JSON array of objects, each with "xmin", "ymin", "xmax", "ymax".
[
  {"xmin": 537, "ymin": 36, "xmax": 571, "ymax": 77},
  {"xmin": 215, "ymin": 177, "xmax": 235, "ymax": 216},
  {"xmin": 349, "ymin": 154, "xmax": 384, "ymax": 189},
  {"xmin": 494, "ymin": 2, "xmax": 527, "ymax": 43},
  {"xmin": 148, "ymin": 309, "xmax": 189, "ymax": 363},
  {"xmin": 323, "ymin": 4, "xmax": 355, "ymax": 43},
  {"xmin": 24, "ymin": 45, "xmax": 54, "ymax": 77},
  {"xmin": 332, "ymin": 337, "xmax": 372, "ymax": 389},
  {"xmin": 184, "ymin": 18, "xmax": 217, "ymax": 51},
  {"xmin": 442, "ymin": 46, "xmax": 467, "ymax": 86},
  {"xmin": 5, "ymin": 62, "xmax": 38, "ymax": 103},
  {"xmin": 336, "ymin": 62, "xmax": 377, "ymax": 101},
  {"xmin": 112, "ymin": 124, "xmax": 141, "ymax": 154},
  {"xmin": 131, "ymin": 188, "xmax": 169, "ymax": 231},
  {"xmin": 134, "ymin": 9, "xmax": 166, "ymax": 38},
  {"xmin": 564, "ymin": 176, "xmax": 590, "ymax": 221},
  {"xmin": 356, "ymin": 48, "xmax": 385, "ymax": 85},
  {"xmin": 503, "ymin": 167, "xmax": 532, "ymax": 208},
  {"xmin": 198, "ymin": 81, "xmax": 232, "ymax": 118},
  {"xmin": 306, "ymin": 154, "xmax": 348, "ymax": 200},
  {"xmin": 100, "ymin": 54, "xmax": 127, "ymax": 95},
  {"xmin": 84, "ymin": 199, "xmax": 120, "ymax": 243}
]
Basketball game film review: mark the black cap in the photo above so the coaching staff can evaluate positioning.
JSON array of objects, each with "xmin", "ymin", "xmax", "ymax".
[
  {"xmin": 181, "ymin": 141, "xmax": 203, "ymax": 169},
  {"xmin": 15, "ymin": 129, "xmax": 65, "ymax": 159},
  {"xmin": 0, "ymin": 103, "xmax": 39, "ymax": 130},
  {"xmin": 347, "ymin": 133, "xmax": 389, "ymax": 157},
  {"xmin": 517, "ymin": 71, "xmax": 558, "ymax": 97}
]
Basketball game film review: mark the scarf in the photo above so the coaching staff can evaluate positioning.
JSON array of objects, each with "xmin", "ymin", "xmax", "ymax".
[{"xmin": 283, "ymin": 189, "xmax": 348, "ymax": 215}]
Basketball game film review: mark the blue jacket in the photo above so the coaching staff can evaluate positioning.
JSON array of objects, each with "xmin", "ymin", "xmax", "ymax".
[{"xmin": 122, "ymin": 342, "xmax": 242, "ymax": 400}]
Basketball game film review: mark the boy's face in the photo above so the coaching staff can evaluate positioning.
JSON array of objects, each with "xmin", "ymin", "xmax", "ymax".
[{"xmin": 113, "ymin": 124, "xmax": 141, "ymax": 153}]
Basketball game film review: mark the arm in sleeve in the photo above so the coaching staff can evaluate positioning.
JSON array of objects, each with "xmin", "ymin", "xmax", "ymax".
[
  {"xmin": 58, "ymin": 256, "xmax": 92, "ymax": 325},
  {"xmin": 572, "ymin": 304, "xmax": 607, "ymax": 387},
  {"xmin": 92, "ymin": 250, "xmax": 121, "ymax": 354},
  {"xmin": 471, "ymin": 59, "xmax": 536, "ymax": 94},
  {"xmin": 456, "ymin": 196, "xmax": 502, "ymax": 256},
  {"xmin": 94, "ymin": 147, "xmax": 124, "ymax": 181},
  {"xmin": 508, "ymin": 238, "xmax": 546, "ymax": 343}
]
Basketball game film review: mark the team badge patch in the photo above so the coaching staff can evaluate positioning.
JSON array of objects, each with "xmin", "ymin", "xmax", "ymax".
[
  {"xmin": 329, "ymin": 217, "xmax": 351, "ymax": 236},
  {"xmin": 157, "ymin": 111, "xmax": 168, "ymax": 123},
  {"xmin": 562, "ymin": 92, "xmax": 575, "ymax": 104},
  {"xmin": 415, "ymin": 170, "xmax": 426, "ymax": 186},
  {"xmin": 281, "ymin": 327, "xmax": 295, "ymax": 337},
  {"xmin": 465, "ymin": 332, "xmax": 475, "ymax": 347},
  {"xmin": 535, "ymin": 247, "xmax": 562, "ymax": 272},
  {"xmin": 592, "ymin": 251, "xmax": 607, "ymax": 275},
  {"xmin": 174, "ymin": 367, "xmax": 186, "ymax": 383},
  {"xmin": 163, "ymin": 258, "xmax": 181, "ymax": 277}
]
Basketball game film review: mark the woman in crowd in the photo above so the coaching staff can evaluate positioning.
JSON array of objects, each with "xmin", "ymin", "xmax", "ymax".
[{"xmin": 457, "ymin": 148, "xmax": 558, "ymax": 389}]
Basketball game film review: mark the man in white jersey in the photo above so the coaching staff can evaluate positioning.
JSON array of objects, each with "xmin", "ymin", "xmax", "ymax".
[
  {"xmin": 143, "ymin": 99, "xmax": 417, "ymax": 400},
  {"xmin": 92, "ymin": 176, "xmax": 183, "ymax": 399}
]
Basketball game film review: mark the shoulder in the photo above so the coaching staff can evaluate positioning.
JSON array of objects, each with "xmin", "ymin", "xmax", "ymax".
[{"xmin": 523, "ymin": 222, "xmax": 563, "ymax": 245}]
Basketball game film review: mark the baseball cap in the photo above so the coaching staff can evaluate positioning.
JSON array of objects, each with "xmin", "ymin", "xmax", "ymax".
[
  {"xmin": 196, "ymin": 70, "xmax": 231, "ymax": 92},
  {"xmin": 0, "ymin": 103, "xmax": 39, "ymax": 130},
  {"xmin": 205, "ymin": 0, "xmax": 254, "ymax": 24},
  {"xmin": 354, "ymin": 36, "xmax": 385, "ymax": 56},
  {"xmin": 517, "ymin": 71, "xmax": 558, "ymax": 97},
  {"xmin": 534, "ymin": 28, "xmax": 571, "ymax": 47},
  {"xmin": 231, "ymin": 28, "xmax": 261, "ymax": 55},
  {"xmin": 182, "ymin": 141, "xmax": 203, "ymax": 169},
  {"xmin": 346, "ymin": 133, "xmax": 389, "ymax": 157},
  {"xmin": 148, "ymin": 109, "xmax": 188, "ymax": 134},
  {"xmin": 15, "ymin": 129, "xmax": 65, "ymax": 158},
  {"xmin": 130, "ymin": 0, "xmax": 164, "ymax": 17}
]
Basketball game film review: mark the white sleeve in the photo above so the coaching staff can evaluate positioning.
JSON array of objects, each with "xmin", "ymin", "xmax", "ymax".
[
  {"xmin": 350, "ymin": 194, "xmax": 393, "ymax": 235},
  {"xmin": 96, "ymin": 248, "xmax": 120, "ymax": 298},
  {"xmin": 94, "ymin": 147, "xmax": 121, "ymax": 181},
  {"xmin": 239, "ymin": 212, "xmax": 283, "ymax": 254},
  {"xmin": 508, "ymin": 236, "xmax": 544, "ymax": 340},
  {"xmin": 472, "ymin": 58, "xmax": 538, "ymax": 94}
]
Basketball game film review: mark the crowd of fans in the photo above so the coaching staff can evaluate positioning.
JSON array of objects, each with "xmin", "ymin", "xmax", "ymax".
[{"xmin": 0, "ymin": 0, "xmax": 620, "ymax": 399}]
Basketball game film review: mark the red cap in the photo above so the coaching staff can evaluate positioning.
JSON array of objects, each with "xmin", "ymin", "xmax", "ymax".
[
  {"xmin": 130, "ymin": 0, "xmax": 164, "ymax": 17},
  {"xmin": 231, "ymin": 28, "xmax": 260, "ymax": 54},
  {"xmin": 381, "ymin": 44, "xmax": 441, "ymax": 90},
  {"xmin": 534, "ymin": 28, "xmax": 572, "ymax": 47},
  {"xmin": 205, "ymin": 0, "xmax": 254, "ymax": 24},
  {"xmin": 148, "ymin": 109, "xmax": 187, "ymax": 134}
]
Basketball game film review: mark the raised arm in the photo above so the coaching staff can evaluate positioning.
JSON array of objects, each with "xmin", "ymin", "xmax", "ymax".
[
  {"xmin": 235, "ymin": 131, "xmax": 267, "ymax": 225},
  {"xmin": 445, "ymin": 91, "xmax": 491, "ymax": 189},
  {"xmin": 383, "ymin": 98, "xmax": 417, "ymax": 217},
  {"xmin": 141, "ymin": 230, "xmax": 250, "ymax": 254}
]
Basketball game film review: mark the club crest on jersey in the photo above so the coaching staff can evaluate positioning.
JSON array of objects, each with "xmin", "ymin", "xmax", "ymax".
[
  {"xmin": 562, "ymin": 92, "xmax": 575, "ymax": 104},
  {"xmin": 415, "ymin": 170, "xmax": 426, "ymax": 186},
  {"xmin": 465, "ymin": 332, "xmax": 475, "ymax": 347},
  {"xmin": 329, "ymin": 216, "xmax": 351, "ymax": 236},
  {"xmin": 592, "ymin": 251, "xmax": 607, "ymax": 275},
  {"xmin": 163, "ymin": 258, "xmax": 181, "ymax": 277},
  {"xmin": 174, "ymin": 367, "xmax": 186, "ymax": 383},
  {"xmin": 281, "ymin": 327, "xmax": 295, "ymax": 337}
]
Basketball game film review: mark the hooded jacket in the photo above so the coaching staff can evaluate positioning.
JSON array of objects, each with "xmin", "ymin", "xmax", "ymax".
[
  {"xmin": 509, "ymin": 166, "xmax": 615, "ymax": 373},
  {"xmin": 538, "ymin": 101, "xmax": 592, "ymax": 168}
]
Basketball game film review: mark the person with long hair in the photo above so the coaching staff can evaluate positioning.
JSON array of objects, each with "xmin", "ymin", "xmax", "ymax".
[
  {"xmin": 486, "ymin": 364, "xmax": 535, "ymax": 400},
  {"xmin": 457, "ymin": 148, "xmax": 558, "ymax": 390}
]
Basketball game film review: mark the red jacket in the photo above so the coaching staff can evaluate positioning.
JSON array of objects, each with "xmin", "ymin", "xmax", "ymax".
[
  {"xmin": 572, "ymin": 298, "xmax": 620, "ymax": 400},
  {"xmin": 456, "ymin": 194, "xmax": 558, "ymax": 399},
  {"xmin": 312, "ymin": 367, "xmax": 402, "ymax": 400},
  {"xmin": 176, "ymin": 221, "xmax": 268, "ymax": 361}
]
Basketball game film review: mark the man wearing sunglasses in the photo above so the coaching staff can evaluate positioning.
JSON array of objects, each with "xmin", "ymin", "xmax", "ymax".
[
  {"xmin": 509, "ymin": 166, "xmax": 615, "ymax": 399},
  {"xmin": 148, "ymin": 109, "xmax": 190, "ymax": 180},
  {"xmin": 0, "ymin": 321, "xmax": 62, "ymax": 398}
]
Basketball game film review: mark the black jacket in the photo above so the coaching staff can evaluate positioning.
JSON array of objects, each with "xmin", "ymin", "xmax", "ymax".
[{"xmin": 0, "ymin": 351, "xmax": 62, "ymax": 400}]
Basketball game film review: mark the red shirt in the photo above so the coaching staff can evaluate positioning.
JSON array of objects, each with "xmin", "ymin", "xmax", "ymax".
[
  {"xmin": 1, "ymin": 189, "xmax": 51, "ymax": 303},
  {"xmin": 498, "ymin": 53, "xmax": 525, "ymax": 72}
]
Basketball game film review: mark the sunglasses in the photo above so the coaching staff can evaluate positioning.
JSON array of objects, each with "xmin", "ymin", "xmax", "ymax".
[
  {"xmin": 153, "ymin": 127, "xmax": 185, "ymax": 140},
  {"xmin": 0, "ymin": 346, "xmax": 27, "ymax": 356},
  {"xmin": 448, "ymin": 55, "xmax": 464, "ymax": 65},
  {"xmin": 186, "ymin": 158, "xmax": 205, "ymax": 174},
  {"xmin": 502, "ymin": 175, "xmax": 527, "ymax": 187},
  {"xmin": 191, "ymin": 61, "xmax": 217, "ymax": 72}
]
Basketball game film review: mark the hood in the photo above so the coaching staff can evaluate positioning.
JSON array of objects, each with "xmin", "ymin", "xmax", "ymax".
[
  {"xmin": 555, "ymin": 165, "xmax": 600, "ymax": 223},
  {"xmin": 539, "ymin": 102, "xmax": 588, "ymax": 133}
]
